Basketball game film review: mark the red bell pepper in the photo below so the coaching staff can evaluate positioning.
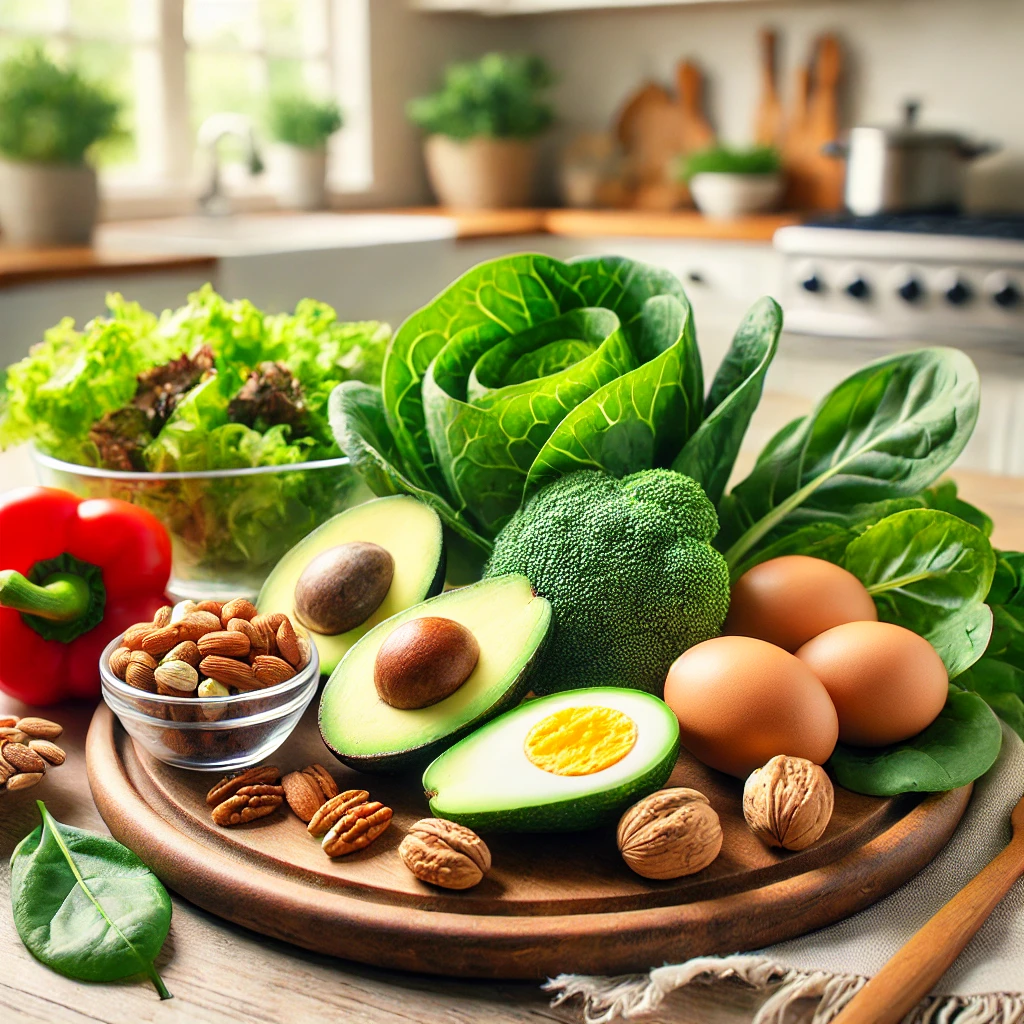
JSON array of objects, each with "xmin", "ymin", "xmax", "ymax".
[{"xmin": 0, "ymin": 487, "xmax": 172, "ymax": 705}]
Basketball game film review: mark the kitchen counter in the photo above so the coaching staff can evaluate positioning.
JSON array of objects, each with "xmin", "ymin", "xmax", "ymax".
[{"xmin": 0, "ymin": 208, "xmax": 797, "ymax": 287}]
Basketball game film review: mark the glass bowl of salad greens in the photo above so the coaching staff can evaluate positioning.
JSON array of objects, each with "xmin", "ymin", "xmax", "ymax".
[{"xmin": 2, "ymin": 286, "xmax": 389, "ymax": 600}]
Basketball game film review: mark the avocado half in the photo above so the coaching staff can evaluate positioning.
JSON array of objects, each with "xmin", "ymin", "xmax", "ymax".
[
  {"xmin": 423, "ymin": 687, "xmax": 680, "ymax": 832},
  {"xmin": 319, "ymin": 574, "xmax": 551, "ymax": 772},
  {"xmin": 257, "ymin": 496, "xmax": 444, "ymax": 674}
]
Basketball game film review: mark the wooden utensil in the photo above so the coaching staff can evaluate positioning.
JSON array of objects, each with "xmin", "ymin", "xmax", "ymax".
[
  {"xmin": 782, "ymin": 60, "xmax": 813, "ymax": 209},
  {"xmin": 675, "ymin": 60, "xmax": 715, "ymax": 153},
  {"xmin": 832, "ymin": 790, "xmax": 1024, "ymax": 1024},
  {"xmin": 753, "ymin": 29, "xmax": 783, "ymax": 147},
  {"xmin": 805, "ymin": 33, "xmax": 845, "ymax": 209},
  {"xmin": 614, "ymin": 82, "xmax": 686, "ymax": 209}
]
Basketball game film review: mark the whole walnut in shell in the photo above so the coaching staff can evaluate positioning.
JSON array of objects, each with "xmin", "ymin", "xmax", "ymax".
[
  {"xmin": 743, "ymin": 755, "xmax": 834, "ymax": 851},
  {"xmin": 617, "ymin": 787, "xmax": 723, "ymax": 880}
]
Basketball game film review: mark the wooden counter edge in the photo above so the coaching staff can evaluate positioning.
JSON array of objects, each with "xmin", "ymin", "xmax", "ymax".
[{"xmin": 0, "ymin": 249, "xmax": 217, "ymax": 289}]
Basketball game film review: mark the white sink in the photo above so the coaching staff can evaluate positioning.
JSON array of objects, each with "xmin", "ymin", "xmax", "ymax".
[{"xmin": 97, "ymin": 212, "xmax": 458, "ymax": 257}]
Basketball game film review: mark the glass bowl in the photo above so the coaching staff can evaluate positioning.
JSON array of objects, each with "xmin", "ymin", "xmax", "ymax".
[
  {"xmin": 99, "ymin": 632, "xmax": 320, "ymax": 772},
  {"xmin": 33, "ymin": 449, "xmax": 374, "ymax": 601}
]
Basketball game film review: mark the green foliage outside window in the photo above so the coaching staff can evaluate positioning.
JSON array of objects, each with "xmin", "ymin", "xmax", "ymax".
[
  {"xmin": 407, "ymin": 52, "xmax": 554, "ymax": 141},
  {"xmin": 0, "ymin": 46, "xmax": 121, "ymax": 164}
]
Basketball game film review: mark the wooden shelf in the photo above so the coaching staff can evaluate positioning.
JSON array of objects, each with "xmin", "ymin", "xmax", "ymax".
[{"xmin": 0, "ymin": 245, "xmax": 215, "ymax": 289}]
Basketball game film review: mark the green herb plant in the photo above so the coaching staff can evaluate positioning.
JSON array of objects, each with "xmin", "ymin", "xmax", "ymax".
[
  {"xmin": 0, "ymin": 46, "xmax": 121, "ymax": 164},
  {"xmin": 407, "ymin": 53, "xmax": 554, "ymax": 140},
  {"xmin": 679, "ymin": 145, "xmax": 782, "ymax": 181},
  {"xmin": 267, "ymin": 92, "xmax": 343, "ymax": 149},
  {"xmin": 11, "ymin": 802, "xmax": 172, "ymax": 998}
]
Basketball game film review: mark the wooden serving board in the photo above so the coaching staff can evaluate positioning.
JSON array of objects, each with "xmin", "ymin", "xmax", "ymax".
[{"xmin": 86, "ymin": 702, "xmax": 971, "ymax": 980}]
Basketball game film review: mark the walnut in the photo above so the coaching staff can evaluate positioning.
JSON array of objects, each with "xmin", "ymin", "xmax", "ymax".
[
  {"xmin": 399, "ymin": 819, "xmax": 492, "ymax": 890},
  {"xmin": 743, "ymin": 755, "xmax": 834, "ymax": 851},
  {"xmin": 617, "ymin": 788, "xmax": 723, "ymax": 880}
]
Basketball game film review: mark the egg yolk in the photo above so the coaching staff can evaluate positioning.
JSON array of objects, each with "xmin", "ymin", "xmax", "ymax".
[{"xmin": 524, "ymin": 706, "xmax": 637, "ymax": 776}]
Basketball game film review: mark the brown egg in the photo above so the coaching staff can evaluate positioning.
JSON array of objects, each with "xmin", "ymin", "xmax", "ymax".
[
  {"xmin": 725, "ymin": 555, "xmax": 878, "ymax": 652},
  {"xmin": 796, "ymin": 621, "xmax": 948, "ymax": 747},
  {"xmin": 664, "ymin": 636, "xmax": 839, "ymax": 778}
]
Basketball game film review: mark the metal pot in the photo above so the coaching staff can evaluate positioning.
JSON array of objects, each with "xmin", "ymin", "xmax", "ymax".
[{"xmin": 827, "ymin": 102, "xmax": 997, "ymax": 216}]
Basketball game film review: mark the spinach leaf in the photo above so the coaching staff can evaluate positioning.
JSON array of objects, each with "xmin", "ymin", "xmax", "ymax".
[
  {"xmin": 673, "ymin": 296, "xmax": 782, "ymax": 505},
  {"xmin": 728, "ymin": 522, "xmax": 855, "ymax": 583},
  {"xmin": 328, "ymin": 381, "xmax": 493, "ymax": 553},
  {"xmin": 718, "ymin": 347, "xmax": 981, "ymax": 567},
  {"xmin": 990, "ymin": 550, "xmax": 1024, "ymax": 607},
  {"xmin": 828, "ymin": 687, "xmax": 1003, "ymax": 795},
  {"xmin": 11, "ymin": 802, "xmax": 172, "ymax": 998},
  {"xmin": 956, "ymin": 658, "xmax": 1024, "ymax": 740},
  {"xmin": 842, "ymin": 509, "xmax": 995, "ymax": 677}
]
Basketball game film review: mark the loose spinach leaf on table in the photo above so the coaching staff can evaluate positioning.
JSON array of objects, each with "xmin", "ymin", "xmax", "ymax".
[
  {"xmin": 842, "ymin": 509, "xmax": 996, "ymax": 678},
  {"xmin": 717, "ymin": 347, "xmax": 981, "ymax": 568},
  {"xmin": 10, "ymin": 801, "xmax": 172, "ymax": 999},
  {"xmin": 828, "ymin": 687, "xmax": 1003, "ymax": 796},
  {"xmin": 672, "ymin": 296, "xmax": 782, "ymax": 506}
]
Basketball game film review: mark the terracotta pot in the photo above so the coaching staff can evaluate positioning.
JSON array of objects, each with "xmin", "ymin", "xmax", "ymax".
[
  {"xmin": 423, "ymin": 136, "xmax": 538, "ymax": 209},
  {"xmin": 0, "ymin": 158, "xmax": 99, "ymax": 245},
  {"xmin": 271, "ymin": 144, "xmax": 328, "ymax": 211}
]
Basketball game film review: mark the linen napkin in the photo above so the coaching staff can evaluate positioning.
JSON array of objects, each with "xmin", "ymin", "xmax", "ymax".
[{"xmin": 546, "ymin": 722, "xmax": 1024, "ymax": 1024}]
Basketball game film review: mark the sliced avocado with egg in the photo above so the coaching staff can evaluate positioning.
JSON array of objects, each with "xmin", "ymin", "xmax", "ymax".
[
  {"xmin": 423, "ymin": 687, "xmax": 680, "ymax": 832},
  {"xmin": 257, "ymin": 496, "xmax": 444, "ymax": 674},
  {"xmin": 319, "ymin": 575, "xmax": 551, "ymax": 772}
]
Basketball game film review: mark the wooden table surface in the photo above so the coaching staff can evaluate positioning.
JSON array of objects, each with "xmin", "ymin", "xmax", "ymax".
[{"xmin": 1, "ymin": 450, "xmax": 1022, "ymax": 1024}]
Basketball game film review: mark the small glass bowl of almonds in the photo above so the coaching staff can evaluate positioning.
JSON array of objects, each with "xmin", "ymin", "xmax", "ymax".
[{"xmin": 99, "ymin": 597, "xmax": 320, "ymax": 772}]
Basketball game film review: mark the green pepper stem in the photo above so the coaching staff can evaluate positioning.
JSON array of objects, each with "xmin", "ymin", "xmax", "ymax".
[{"xmin": 0, "ymin": 570, "xmax": 92, "ymax": 623}]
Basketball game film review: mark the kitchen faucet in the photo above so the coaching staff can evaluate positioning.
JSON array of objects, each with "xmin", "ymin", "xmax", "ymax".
[{"xmin": 197, "ymin": 113, "xmax": 264, "ymax": 216}]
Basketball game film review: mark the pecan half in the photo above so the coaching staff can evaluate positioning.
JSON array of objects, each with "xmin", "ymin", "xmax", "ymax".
[
  {"xmin": 399, "ymin": 818, "xmax": 492, "ymax": 890},
  {"xmin": 321, "ymin": 799, "xmax": 393, "ymax": 858},
  {"xmin": 282, "ymin": 764, "xmax": 339, "ymax": 822},
  {"xmin": 308, "ymin": 789, "xmax": 370, "ymax": 837},
  {"xmin": 206, "ymin": 764, "xmax": 281, "ymax": 808},
  {"xmin": 211, "ymin": 784, "xmax": 285, "ymax": 827}
]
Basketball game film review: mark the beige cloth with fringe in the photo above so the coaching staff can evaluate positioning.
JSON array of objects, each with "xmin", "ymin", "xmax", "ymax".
[{"xmin": 546, "ymin": 722, "xmax": 1024, "ymax": 1024}]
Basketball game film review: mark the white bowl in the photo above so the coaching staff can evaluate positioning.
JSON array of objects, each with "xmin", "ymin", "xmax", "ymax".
[{"xmin": 689, "ymin": 172, "xmax": 783, "ymax": 219}]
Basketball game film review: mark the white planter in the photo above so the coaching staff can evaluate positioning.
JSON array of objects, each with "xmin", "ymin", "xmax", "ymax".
[
  {"xmin": 0, "ymin": 159, "xmax": 98, "ymax": 246},
  {"xmin": 689, "ymin": 172, "xmax": 783, "ymax": 219},
  {"xmin": 424, "ymin": 136, "xmax": 538, "ymax": 209},
  {"xmin": 271, "ymin": 144, "xmax": 328, "ymax": 211}
]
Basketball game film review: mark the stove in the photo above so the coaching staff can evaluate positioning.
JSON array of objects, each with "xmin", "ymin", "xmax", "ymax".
[{"xmin": 774, "ymin": 214, "xmax": 1024, "ymax": 343}]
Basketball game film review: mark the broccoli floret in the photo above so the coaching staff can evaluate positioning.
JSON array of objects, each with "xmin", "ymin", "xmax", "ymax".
[{"xmin": 484, "ymin": 469, "xmax": 730, "ymax": 695}]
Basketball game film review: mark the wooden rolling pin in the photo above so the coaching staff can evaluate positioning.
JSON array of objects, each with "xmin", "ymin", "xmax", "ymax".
[{"xmin": 832, "ymin": 790, "xmax": 1024, "ymax": 1024}]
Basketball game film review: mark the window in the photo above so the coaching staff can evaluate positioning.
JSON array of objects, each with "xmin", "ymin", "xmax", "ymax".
[{"xmin": 0, "ymin": 0, "xmax": 371, "ymax": 202}]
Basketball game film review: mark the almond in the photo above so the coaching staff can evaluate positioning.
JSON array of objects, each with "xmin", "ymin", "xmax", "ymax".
[
  {"xmin": 0, "ymin": 727, "xmax": 29, "ymax": 744},
  {"xmin": 3, "ymin": 742, "xmax": 46, "ymax": 774},
  {"xmin": 228, "ymin": 617, "xmax": 267, "ymax": 657},
  {"xmin": 199, "ymin": 654, "xmax": 256, "ymax": 690},
  {"xmin": 28, "ymin": 739, "xmax": 66, "ymax": 766},
  {"xmin": 155, "ymin": 660, "xmax": 200, "ymax": 694},
  {"xmin": 0, "ymin": 717, "xmax": 18, "ymax": 729},
  {"xmin": 161, "ymin": 640, "xmax": 201, "ymax": 668},
  {"xmin": 140, "ymin": 625, "xmax": 182, "ymax": 657},
  {"xmin": 0, "ymin": 751, "xmax": 15, "ymax": 783},
  {"xmin": 194, "ymin": 600, "xmax": 223, "ymax": 617},
  {"xmin": 248, "ymin": 616, "xmax": 279, "ymax": 657},
  {"xmin": 252, "ymin": 612, "xmax": 287, "ymax": 633},
  {"xmin": 123, "ymin": 621, "xmax": 155, "ymax": 650},
  {"xmin": 220, "ymin": 598, "xmax": 258, "ymax": 626},
  {"xmin": 177, "ymin": 611, "xmax": 222, "ymax": 639},
  {"xmin": 17, "ymin": 717, "xmax": 63, "ymax": 740},
  {"xmin": 109, "ymin": 645, "xmax": 132, "ymax": 680},
  {"xmin": 276, "ymin": 618, "xmax": 301, "ymax": 667},
  {"xmin": 152, "ymin": 605, "xmax": 173, "ymax": 628},
  {"xmin": 198, "ymin": 630, "xmax": 250, "ymax": 658},
  {"xmin": 252, "ymin": 655, "xmax": 296, "ymax": 688},
  {"xmin": 282, "ymin": 764, "xmax": 339, "ymax": 822},
  {"xmin": 126, "ymin": 650, "xmax": 158, "ymax": 692},
  {"xmin": 6, "ymin": 772, "xmax": 44, "ymax": 792}
]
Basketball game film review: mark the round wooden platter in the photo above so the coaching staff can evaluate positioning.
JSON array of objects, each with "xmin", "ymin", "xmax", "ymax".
[{"xmin": 86, "ymin": 701, "xmax": 971, "ymax": 980}]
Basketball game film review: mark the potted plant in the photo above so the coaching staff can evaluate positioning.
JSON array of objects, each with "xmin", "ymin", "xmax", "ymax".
[
  {"xmin": 0, "ymin": 47, "xmax": 120, "ymax": 246},
  {"xmin": 266, "ymin": 92, "xmax": 343, "ymax": 211},
  {"xmin": 407, "ymin": 52, "xmax": 554, "ymax": 210},
  {"xmin": 680, "ymin": 145, "xmax": 783, "ymax": 219}
]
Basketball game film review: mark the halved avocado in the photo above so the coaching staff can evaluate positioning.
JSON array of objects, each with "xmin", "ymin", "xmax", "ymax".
[
  {"xmin": 319, "ymin": 575, "xmax": 551, "ymax": 772},
  {"xmin": 422, "ymin": 687, "xmax": 680, "ymax": 832},
  {"xmin": 257, "ymin": 496, "xmax": 444, "ymax": 674}
]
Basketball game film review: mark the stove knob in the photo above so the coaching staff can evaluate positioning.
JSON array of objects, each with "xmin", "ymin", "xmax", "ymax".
[
  {"xmin": 845, "ymin": 277, "xmax": 870, "ymax": 300},
  {"xmin": 945, "ymin": 279, "xmax": 973, "ymax": 306},
  {"xmin": 993, "ymin": 283, "xmax": 1021, "ymax": 309},
  {"xmin": 801, "ymin": 274, "xmax": 824, "ymax": 294},
  {"xmin": 897, "ymin": 278, "xmax": 924, "ymax": 303}
]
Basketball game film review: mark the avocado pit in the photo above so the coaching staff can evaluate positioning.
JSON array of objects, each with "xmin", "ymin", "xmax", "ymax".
[
  {"xmin": 294, "ymin": 542, "xmax": 394, "ymax": 635},
  {"xmin": 374, "ymin": 616, "xmax": 480, "ymax": 710}
]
